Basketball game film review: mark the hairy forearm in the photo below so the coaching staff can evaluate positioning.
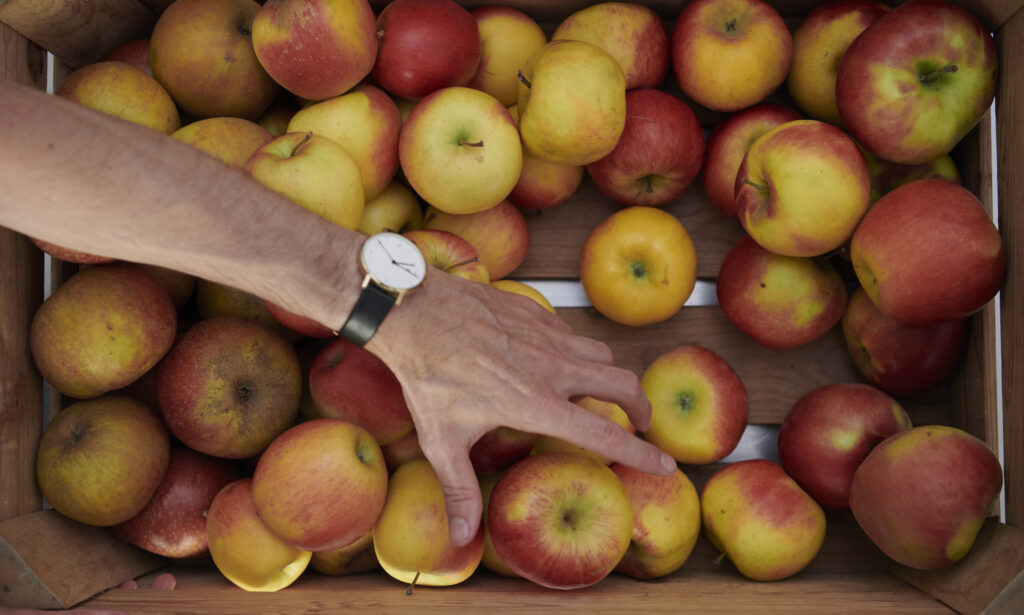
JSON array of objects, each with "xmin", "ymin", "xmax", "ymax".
[{"xmin": 0, "ymin": 78, "xmax": 363, "ymax": 330}]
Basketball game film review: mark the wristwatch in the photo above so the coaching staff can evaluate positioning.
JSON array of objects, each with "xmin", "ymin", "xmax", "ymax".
[{"xmin": 336, "ymin": 231, "xmax": 427, "ymax": 347}]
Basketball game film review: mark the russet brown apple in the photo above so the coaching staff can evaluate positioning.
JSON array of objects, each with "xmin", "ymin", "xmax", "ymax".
[{"xmin": 171, "ymin": 117, "xmax": 273, "ymax": 169}]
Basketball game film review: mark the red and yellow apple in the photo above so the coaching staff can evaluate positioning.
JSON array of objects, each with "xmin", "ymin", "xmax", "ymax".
[
  {"xmin": 404, "ymin": 228, "xmax": 490, "ymax": 284},
  {"xmin": 467, "ymin": 5, "xmax": 547, "ymax": 106},
  {"xmin": 103, "ymin": 38, "xmax": 152, "ymax": 75},
  {"xmin": 357, "ymin": 181, "xmax": 424, "ymax": 236},
  {"xmin": 505, "ymin": 104, "xmax": 585, "ymax": 211},
  {"xmin": 478, "ymin": 472, "xmax": 518, "ymax": 577},
  {"xmin": 422, "ymin": 200, "xmax": 530, "ymax": 280}
]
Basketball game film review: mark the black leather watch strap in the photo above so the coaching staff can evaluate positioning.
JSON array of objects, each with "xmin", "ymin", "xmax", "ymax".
[{"xmin": 337, "ymin": 282, "xmax": 397, "ymax": 347}]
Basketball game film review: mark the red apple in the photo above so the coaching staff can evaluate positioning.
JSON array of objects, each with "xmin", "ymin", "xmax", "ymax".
[
  {"xmin": 586, "ymin": 88, "xmax": 705, "ymax": 207},
  {"xmin": 422, "ymin": 200, "xmax": 530, "ymax": 280},
  {"xmin": 850, "ymin": 425, "xmax": 1003, "ymax": 570},
  {"xmin": 156, "ymin": 316, "xmax": 302, "ymax": 459},
  {"xmin": 263, "ymin": 300, "xmax": 335, "ymax": 338},
  {"xmin": 777, "ymin": 383, "xmax": 912, "ymax": 509},
  {"xmin": 308, "ymin": 337, "xmax": 414, "ymax": 446},
  {"xmin": 469, "ymin": 427, "xmax": 539, "ymax": 474},
  {"xmin": 849, "ymin": 179, "xmax": 1005, "ymax": 325},
  {"xmin": 29, "ymin": 237, "xmax": 114, "ymax": 265},
  {"xmin": 382, "ymin": 429, "xmax": 426, "ymax": 470},
  {"xmin": 703, "ymin": 104, "xmax": 802, "ymax": 218},
  {"xmin": 103, "ymin": 38, "xmax": 152, "ymax": 75},
  {"xmin": 841, "ymin": 287, "xmax": 968, "ymax": 395},
  {"xmin": 372, "ymin": 0, "xmax": 481, "ymax": 100},
  {"xmin": 716, "ymin": 236, "xmax": 847, "ymax": 349},
  {"xmin": 112, "ymin": 447, "xmax": 240, "ymax": 558},
  {"xmin": 404, "ymin": 228, "xmax": 490, "ymax": 283}
]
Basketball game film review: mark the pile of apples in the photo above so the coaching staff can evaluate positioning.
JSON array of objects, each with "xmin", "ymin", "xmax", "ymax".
[{"xmin": 28, "ymin": 0, "xmax": 1007, "ymax": 595}]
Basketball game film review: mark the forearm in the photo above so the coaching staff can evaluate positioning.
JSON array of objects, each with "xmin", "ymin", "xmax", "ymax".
[{"xmin": 0, "ymin": 78, "xmax": 363, "ymax": 330}]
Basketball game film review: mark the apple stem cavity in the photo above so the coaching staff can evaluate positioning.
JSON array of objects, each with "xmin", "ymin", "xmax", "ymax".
[
  {"xmin": 406, "ymin": 572, "xmax": 420, "ymax": 595},
  {"xmin": 631, "ymin": 260, "xmax": 646, "ymax": 279},
  {"xmin": 920, "ymin": 64, "xmax": 958, "ymax": 86},
  {"xmin": 741, "ymin": 177, "xmax": 769, "ymax": 192},
  {"xmin": 516, "ymin": 71, "xmax": 532, "ymax": 90},
  {"xmin": 459, "ymin": 139, "xmax": 484, "ymax": 148},
  {"xmin": 296, "ymin": 131, "xmax": 314, "ymax": 150},
  {"xmin": 450, "ymin": 256, "xmax": 480, "ymax": 269}
]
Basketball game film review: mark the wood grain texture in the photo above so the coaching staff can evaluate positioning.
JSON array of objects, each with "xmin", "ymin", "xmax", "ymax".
[
  {"xmin": 0, "ymin": 22, "xmax": 45, "ymax": 523},
  {"xmin": 0, "ymin": 0, "xmax": 154, "ymax": 69},
  {"xmin": 0, "ymin": 510, "xmax": 165, "ymax": 609},
  {"xmin": 892, "ymin": 520, "xmax": 1024, "ymax": 615},
  {"xmin": 996, "ymin": 7, "xmax": 1024, "ymax": 531}
]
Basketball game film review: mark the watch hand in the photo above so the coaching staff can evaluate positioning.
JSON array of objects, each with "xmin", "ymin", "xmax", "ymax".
[{"xmin": 376, "ymin": 238, "xmax": 398, "ymax": 263}]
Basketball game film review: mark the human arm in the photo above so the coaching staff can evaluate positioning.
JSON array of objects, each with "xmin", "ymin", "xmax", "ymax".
[{"xmin": 0, "ymin": 78, "xmax": 675, "ymax": 546}]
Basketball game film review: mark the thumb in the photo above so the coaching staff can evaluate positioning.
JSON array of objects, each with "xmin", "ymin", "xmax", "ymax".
[{"xmin": 424, "ymin": 448, "xmax": 484, "ymax": 547}]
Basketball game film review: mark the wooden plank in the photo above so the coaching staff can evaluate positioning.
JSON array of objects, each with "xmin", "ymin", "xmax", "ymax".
[
  {"xmin": 0, "ymin": 22, "xmax": 45, "ymax": 523},
  {"xmin": 0, "ymin": 509, "xmax": 166, "ymax": 609},
  {"xmin": 996, "ymin": 7, "xmax": 1024, "ymax": 531},
  {"xmin": 892, "ymin": 521, "xmax": 1024, "ymax": 615},
  {"xmin": 0, "ymin": 0, "xmax": 154, "ymax": 70}
]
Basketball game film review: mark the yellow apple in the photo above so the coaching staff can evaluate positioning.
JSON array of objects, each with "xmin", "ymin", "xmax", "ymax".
[
  {"xmin": 505, "ymin": 104, "xmax": 585, "ymax": 211},
  {"xmin": 287, "ymin": 84, "xmax": 402, "ymax": 200},
  {"xmin": 57, "ymin": 60, "xmax": 180, "ymax": 134},
  {"xmin": 400, "ymin": 86, "xmax": 522, "ymax": 215},
  {"xmin": 517, "ymin": 40, "xmax": 626, "ymax": 166},
  {"xmin": 489, "ymin": 280, "xmax": 555, "ymax": 314},
  {"xmin": 245, "ymin": 131, "xmax": 364, "ymax": 230},
  {"xmin": 531, "ymin": 396, "xmax": 635, "ymax": 465},
  {"xmin": 357, "ymin": 181, "xmax": 424, "ymax": 236},
  {"xmin": 579, "ymin": 206, "xmax": 697, "ymax": 326},
  {"xmin": 467, "ymin": 5, "xmax": 547, "ymax": 106},
  {"xmin": 310, "ymin": 531, "xmax": 380, "ymax": 576},
  {"xmin": 206, "ymin": 478, "xmax": 312, "ymax": 591},
  {"xmin": 172, "ymin": 117, "xmax": 273, "ymax": 169},
  {"xmin": 373, "ymin": 459, "xmax": 485, "ymax": 587},
  {"xmin": 478, "ymin": 472, "xmax": 518, "ymax": 578}
]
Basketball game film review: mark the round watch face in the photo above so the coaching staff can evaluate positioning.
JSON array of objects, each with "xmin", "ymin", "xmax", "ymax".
[{"xmin": 361, "ymin": 232, "xmax": 427, "ymax": 292}]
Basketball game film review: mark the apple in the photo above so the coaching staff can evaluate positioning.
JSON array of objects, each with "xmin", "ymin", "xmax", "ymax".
[
  {"xmin": 470, "ymin": 427, "xmax": 539, "ymax": 474},
  {"xmin": 399, "ymin": 86, "xmax": 522, "ymax": 215},
  {"xmin": 308, "ymin": 337, "xmax": 414, "ymax": 446},
  {"xmin": 263, "ymin": 299, "xmax": 335, "ymax": 338},
  {"xmin": 29, "ymin": 237, "xmax": 114, "ymax": 265},
  {"xmin": 478, "ymin": 472, "xmax": 517, "ymax": 577},
  {"xmin": 245, "ymin": 131, "xmax": 364, "ymax": 230},
  {"xmin": 103, "ymin": 38, "xmax": 152, "ymax": 75},
  {"xmin": 195, "ymin": 279, "xmax": 291, "ymax": 334},
  {"xmin": 57, "ymin": 60, "xmax": 180, "ymax": 135},
  {"xmin": 641, "ymin": 345, "xmax": 748, "ymax": 465},
  {"xmin": 787, "ymin": 0, "xmax": 890, "ymax": 126},
  {"xmin": 467, "ymin": 5, "xmax": 547, "ymax": 106},
  {"xmin": 505, "ymin": 104, "xmax": 585, "ymax": 211},
  {"xmin": 137, "ymin": 264, "xmax": 196, "ymax": 312},
  {"xmin": 111, "ymin": 447, "xmax": 240, "ymax": 558},
  {"xmin": 849, "ymin": 425, "xmax": 1003, "ymax": 570},
  {"xmin": 701, "ymin": 459, "xmax": 826, "ymax": 581},
  {"xmin": 716, "ymin": 236, "xmax": 848, "ymax": 349},
  {"xmin": 36, "ymin": 394, "xmax": 170, "ymax": 527},
  {"xmin": 777, "ymin": 383, "xmax": 912, "ymax": 509},
  {"xmin": 849, "ymin": 179, "xmax": 1005, "ymax": 324},
  {"xmin": 30, "ymin": 262, "xmax": 177, "ymax": 399},
  {"xmin": 287, "ymin": 84, "xmax": 403, "ymax": 201},
  {"xmin": 703, "ymin": 104, "xmax": 803, "ymax": 218},
  {"xmin": 256, "ymin": 97, "xmax": 301, "ymax": 138},
  {"xmin": 586, "ymin": 88, "xmax": 705, "ymax": 207},
  {"xmin": 206, "ymin": 478, "xmax": 312, "ymax": 591},
  {"xmin": 551, "ymin": 2, "xmax": 670, "ymax": 90},
  {"xmin": 422, "ymin": 200, "xmax": 530, "ymax": 280},
  {"xmin": 172, "ymin": 117, "xmax": 273, "ymax": 169},
  {"xmin": 294, "ymin": 337, "xmax": 329, "ymax": 421},
  {"xmin": 251, "ymin": 0, "xmax": 377, "ymax": 101},
  {"xmin": 579, "ymin": 206, "xmax": 697, "ymax": 326},
  {"xmin": 735, "ymin": 119, "xmax": 870, "ymax": 258},
  {"xmin": 403, "ymin": 229, "xmax": 490, "ymax": 284},
  {"xmin": 156, "ymin": 316, "xmax": 302, "ymax": 459},
  {"xmin": 531, "ymin": 396, "xmax": 635, "ymax": 465},
  {"xmin": 310, "ymin": 531, "xmax": 380, "ymax": 576},
  {"xmin": 489, "ymin": 280, "xmax": 555, "ymax": 314},
  {"xmin": 373, "ymin": 459, "xmax": 485, "ymax": 587},
  {"xmin": 252, "ymin": 419, "xmax": 389, "ymax": 552},
  {"xmin": 861, "ymin": 147, "xmax": 960, "ymax": 206},
  {"xmin": 517, "ymin": 39, "xmax": 626, "ymax": 166},
  {"xmin": 372, "ymin": 0, "xmax": 481, "ymax": 100},
  {"xmin": 841, "ymin": 287, "xmax": 968, "ymax": 395},
  {"xmin": 357, "ymin": 181, "xmax": 424, "ymax": 236},
  {"xmin": 488, "ymin": 452, "xmax": 633, "ymax": 589},
  {"xmin": 671, "ymin": 0, "xmax": 792, "ymax": 112},
  {"xmin": 836, "ymin": 0, "xmax": 997, "ymax": 165},
  {"xmin": 612, "ymin": 465, "xmax": 701, "ymax": 579},
  {"xmin": 382, "ymin": 429, "xmax": 426, "ymax": 470},
  {"xmin": 149, "ymin": 0, "xmax": 279, "ymax": 120}
]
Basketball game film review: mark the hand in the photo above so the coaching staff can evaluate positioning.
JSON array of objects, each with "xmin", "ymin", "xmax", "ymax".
[{"xmin": 367, "ymin": 268, "xmax": 676, "ymax": 546}]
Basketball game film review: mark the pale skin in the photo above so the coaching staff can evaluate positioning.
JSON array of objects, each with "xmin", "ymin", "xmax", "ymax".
[{"xmin": 0, "ymin": 78, "xmax": 674, "ymax": 551}]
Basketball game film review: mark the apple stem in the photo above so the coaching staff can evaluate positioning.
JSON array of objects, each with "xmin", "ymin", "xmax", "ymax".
[
  {"xmin": 406, "ymin": 572, "xmax": 420, "ymax": 595},
  {"xmin": 450, "ymin": 256, "xmax": 480, "ymax": 269},
  {"xmin": 296, "ymin": 131, "xmax": 314, "ymax": 150},
  {"xmin": 459, "ymin": 139, "xmax": 484, "ymax": 148},
  {"xmin": 516, "ymin": 70, "xmax": 532, "ymax": 90},
  {"xmin": 644, "ymin": 176, "xmax": 654, "ymax": 194},
  {"xmin": 713, "ymin": 551, "xmax": 727, "ymax": 566},
  {"xmin": 920, "ymin": 64, "xmax": 958, "ymax": 85},
  {"xmin": 741, "ymin": 177, "xmax": 768, "ymax": 192}
]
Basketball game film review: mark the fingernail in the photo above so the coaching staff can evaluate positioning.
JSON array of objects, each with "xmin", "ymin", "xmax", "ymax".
[
  {"xmin": 661, "ymin": 453, "xmax": 677, "ymax": 474},
  {"xmin": 450, "ymin": 516, "xmax": 470, "ymax": 545}
]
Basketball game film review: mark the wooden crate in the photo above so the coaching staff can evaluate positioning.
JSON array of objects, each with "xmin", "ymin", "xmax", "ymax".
[{"xmin": 1, "ymin": 0, "xmax": 1022, "ymax": 612}]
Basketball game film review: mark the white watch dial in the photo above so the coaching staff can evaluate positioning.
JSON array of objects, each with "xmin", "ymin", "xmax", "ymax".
[{"xmin": 361, "ymin": 232, "xmax": 427, "ymax": 292}]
